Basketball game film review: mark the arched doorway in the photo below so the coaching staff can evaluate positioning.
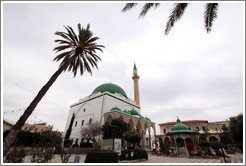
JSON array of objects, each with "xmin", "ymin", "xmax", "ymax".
[
  {"xmin": 105, "ymin": 115, "xmax": 113, "ymax": 124},
  {"xmin": 164, "ymin": 137, "xmax": 171, "ymax": 145},
  {"xmin": 128, "ymin": 119, "xmax": 134, "ymax": 131},
  {"xmin": 176, "ymin": 138, "xmax": 185, "ymax": 147},
  {"xmin": 209, "ymin": 136, "xmax": 219, "ymax": 142}
]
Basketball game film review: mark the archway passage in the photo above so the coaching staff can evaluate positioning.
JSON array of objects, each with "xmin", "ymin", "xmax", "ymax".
[
  {"xmin": 159, "ymin": 137, "xmax": 164, "ymax": 146},
  {"xmin": 209, "ymin": 136, "xmax": 219, "ymax": 142},
  {"xmin": 128, "ymin": 119, "xmax": 134, "ymax": 131},
  {"xmin": 176, "ymin": 138, "xmax": 185, "ymax": 147},
  {"xmin": 164, "ymin": 137, "xmax": 171, "ymax": 145},
  {"xmin": 105, "ymin": 115, "xmax": 113, "ymax": 124}
]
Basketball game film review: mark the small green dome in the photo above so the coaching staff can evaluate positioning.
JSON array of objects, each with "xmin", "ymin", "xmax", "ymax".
[
  {"xmin": 171, "ymin": 118, "xmax": 190, "ymax": 131},
  {"xmin": 111, "ymin": 106, "xmax": 121, "ymax": 112},
  {"xmin": 129, "ymin": 109, "xmax": 139, "ymax": 115},
  {"xmin": 92, "ymin": 83, "xmax": 127, "ymax": 98}
]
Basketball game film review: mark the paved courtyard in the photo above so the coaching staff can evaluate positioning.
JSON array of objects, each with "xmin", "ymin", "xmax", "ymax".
[
  {"xmin": 140, "ymin": 153, "xmax": 243, "ymax": 163},
  {"xmin": 138, "ymin": 154, "xmax": 220, "ymax": 163},
  {"xmin": 19, "ymin": 152, "xmax": 243, "ymax": 163}
]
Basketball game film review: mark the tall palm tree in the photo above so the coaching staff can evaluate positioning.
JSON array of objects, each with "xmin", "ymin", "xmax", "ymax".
[
  {"xmin": 3, "ymin": 23, "xmax": 104, "ymax": 157},
  {"xmin": 122, "ymin": 3, "xmax": 218, "ymax": 35}
]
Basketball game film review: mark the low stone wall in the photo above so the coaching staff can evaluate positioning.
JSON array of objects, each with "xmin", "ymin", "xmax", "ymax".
[
  {"xmin": 63, "ymin": 147, "xmax": 92, "ymax": 154},
  {"xmin": 8, "ymin": 147, "xmax": 92, "ymax": 155}
]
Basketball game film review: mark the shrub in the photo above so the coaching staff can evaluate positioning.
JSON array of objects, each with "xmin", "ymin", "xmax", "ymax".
[
  {"xmin": 54, "ymin": 146, "xmax": 62, "ymax": 154},
  {"xmin": 59, "ymin": 148, "xmax": 72, "ymax": 163},
  {"xmin": 196, "ymin": 150, "xmax": 202, "ymax": 156},
  {"xmin": 123, "ymin": 131, "xmax": 142, "ymax": 148},
  {"xmin": 5, "ymin": 148, "xmax": 27, "ymax": 163},
  {"xmin": 210, "ymin": 141, "xmax": 222, "ymax": 151},
  {"xmin": 31, "ymin": 148, "xmax": 54, "ymax": 163},
  {"xmin": 119, "ymin": 149, "xmax": 148, "ymax": 160},
  {"xmin": 199, "ymin": 141, "xmax": 210, "ymax": 148},
  {"xmin": 160, "ymin": 143, "xmax": 170, "ymax": 155},
  {"xmin": 92, "ymin": 141, "xmax": 101, "ymax": 150},
  {"xmin": 84, "ymin": 150, "xmax": 118, "ymax": 163},
  {"xmin": 80, "ymin": 142, "xmax": 92, "ymax": 148}
]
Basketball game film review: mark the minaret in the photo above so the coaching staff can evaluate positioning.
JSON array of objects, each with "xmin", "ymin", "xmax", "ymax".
[{"xmin": 132, "ymin": 63, "xmax": 140, "ymax": 106}]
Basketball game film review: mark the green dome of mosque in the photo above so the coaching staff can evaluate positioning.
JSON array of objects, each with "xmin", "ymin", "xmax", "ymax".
[
  {"xmin": 111, "ymin": 106, "xmax": 121, "ymax": 112},
  {"xmin": 129, "ymin": 109, "xmax": 139, "ymax": 115},
  {"xmin": 92, "ymin": 83, "xmax": 128, "ymax": 98},
  {"xmin": 171, "ymin": 118, "xmax": 190, "ymax": 131}
]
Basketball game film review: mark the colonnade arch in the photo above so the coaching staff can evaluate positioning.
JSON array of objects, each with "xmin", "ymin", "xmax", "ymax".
[{"xmin": 103, "ymin": 112, "xmax": 156, "ymax": 149}]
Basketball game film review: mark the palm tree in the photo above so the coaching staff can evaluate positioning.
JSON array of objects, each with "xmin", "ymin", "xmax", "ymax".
[
  {"xmin": 3, "ymin": 23, "xmax": 105, "ymax": 157},
  {"xmin": 122, "ymin": 3, "xmax": 219, "ymax": 35}
]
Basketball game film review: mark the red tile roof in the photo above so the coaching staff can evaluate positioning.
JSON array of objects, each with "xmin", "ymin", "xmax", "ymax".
[{"xmin": 159, "ymin": 120, "xmax": 208, "ymax": 125}]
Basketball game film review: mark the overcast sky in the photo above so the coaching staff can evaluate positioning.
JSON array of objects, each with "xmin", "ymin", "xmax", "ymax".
[{"xmin": 2, "ymin": 2, "xmax": 244, "ymax": 134}]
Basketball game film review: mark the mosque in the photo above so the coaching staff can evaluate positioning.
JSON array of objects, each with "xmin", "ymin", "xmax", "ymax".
[{"xmin": 63, "ymin": 63, "xmax": 156, "ymax": 149}]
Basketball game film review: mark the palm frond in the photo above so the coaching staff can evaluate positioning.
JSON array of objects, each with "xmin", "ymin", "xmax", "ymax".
[
  {"xmin": 204, "ymin": 3, "xmax": 218, "ymax": 33},
  {"xmin": 54, "ymin": 23, "xmax": 104, "ymax": 77},
  {"xmin": 165, "ymin": 3, "xmax": 188, "ymax": 35},
  {"xmin": 139, "ymin": 3, "xmax": 160, "ymax": 18},
  {"xmin": 122, "ymin": 3, "xmax": 138, "ymax": 12}
]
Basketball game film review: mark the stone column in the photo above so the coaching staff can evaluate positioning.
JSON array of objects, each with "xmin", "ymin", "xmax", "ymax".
[
  {"xmin": 183, "ymin": 136, "xmax": 188, "ymax": 156},
  {"xmin": 148, "ymin": 129, "xmax": 151, "ymax": 150},
  {"xmin": 142, "ymin": 130, "xmax": 145, "ymax": 148},
  {"xmin": 174, "ymin": 136, "xmax": 178, "ymax": 155}
]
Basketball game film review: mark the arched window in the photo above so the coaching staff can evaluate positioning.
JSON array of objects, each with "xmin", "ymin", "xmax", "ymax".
[
  {"xmin": 81, "ymin": 120, "xmax": 84, "ymax": 126},
  {"xmin": 89, "ymin": 118, "xmax": 92, "ymax": 125}
]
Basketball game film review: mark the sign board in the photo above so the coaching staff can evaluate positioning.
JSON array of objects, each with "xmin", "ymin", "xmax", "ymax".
[
  {"xmin": 101, "ymin": 139, "xmax": 114, "ymax": 150},
  {"xmin": 113, "ymin": 138, "xmax": 121, "ymax": 155},
  {"xmin": 74, "ymin": 154, "xmax": 81, "ymax": 163}
]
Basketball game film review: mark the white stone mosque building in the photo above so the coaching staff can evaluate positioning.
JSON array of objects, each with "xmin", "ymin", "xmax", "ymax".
[{"xmin": 63, "ymin": 63, "xmax": 156, "ymax": 149}]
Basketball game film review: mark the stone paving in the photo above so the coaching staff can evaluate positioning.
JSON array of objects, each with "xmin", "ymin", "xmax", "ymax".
[
  {"xmin": 138, "ymin": 154, "xmax": 221, "ymax": 163},
  {"xmin": 19, "ymin": 152, "xmax": 243, "ymax": 163},
  {"xmin": 227, "ymin": 153, "xmax": 244, "ymax": 163}
]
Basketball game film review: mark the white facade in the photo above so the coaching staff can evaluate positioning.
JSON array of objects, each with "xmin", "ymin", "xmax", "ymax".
[{"xmin": 63, "ymin": 89, "xmax": 140, "ymax": 145}]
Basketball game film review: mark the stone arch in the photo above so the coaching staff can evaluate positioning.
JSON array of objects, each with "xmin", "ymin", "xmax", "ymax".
[
  {"xmin": 185, "ymin": 138, "xmax": 192, "ymax": 143},
  {"xmin": 118, "ymin": 115, "xmax": 124, "ymax": 122},
  {"xmin": 209, "ymin": 136, "xmax": 219, "ymax": 142},
  {"xmin": 136, "ymin": 120, "xmax": 142, "ymax": 132},
  {"xmin": 164, "ymin": 137, "xmax": 171, "ymax": 145},
  {"xmin": 176, "ymin": 138, "xmax": 185, "ymax": 147},
  {"xmin": 199, "ymin": 136, "xmax": 207, "ymax": 142},
  {"xmin": 105, "ymin": 115, "xmax": 113, "ymax": 124},
  {"xmin": 159, "ymin": 137, "xmax": 164, "ymax": 146},
  {"xmin": 150, "ymin": 123, "xmax": 156, "ymax": 135},
  {"xmin": 144, "ymin": 123, "xmax": 148, "ymax": 132},
  {"xmin": 128, "ymin": 119, "xmax": 134, "ymax": 131}
]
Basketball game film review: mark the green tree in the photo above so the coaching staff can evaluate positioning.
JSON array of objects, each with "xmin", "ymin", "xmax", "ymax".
[
  {"xmin": 199, "ymin": 127, "xmax": 210, "ymax": 141},
  {"xmin": 36, "ymin": 130, "xmax": 62, "ymax": 147},
  {"xmin": 3, "ymin": 23, "xmax": 105, "ymax": 157},
  {"xmin": 102, "ymin": 118, "xmax": 129, "ymax": 139},
  {"xmin": 80, "ymin": 121, "xmax": 102, "ymax": 144},
  {"xmin": 4, "ymin": 129, "xmax": 62, "ymax": 147},
  {"xmin": 122, "ymin": 3, "xmax": 218, "ymax": 35},
  {"xmin": 219, "ymin": 125, "xmax": 232, "ymax": 146},
  {"xmin": 63, "ymin": 113, "xmax": 75, "ymax": 147},
  {"xmin": 229, "ymin": 113, "xmax": 243, "ymax": 151},
  {"xmin": 123, "ymin": 131, "xmax": 142, "ymax": 148}
]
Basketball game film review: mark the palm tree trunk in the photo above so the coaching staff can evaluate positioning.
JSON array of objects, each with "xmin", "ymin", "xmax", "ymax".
[{"xmin": 3, "ymin": 62, "xmax": 70, "ymax": 157}]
